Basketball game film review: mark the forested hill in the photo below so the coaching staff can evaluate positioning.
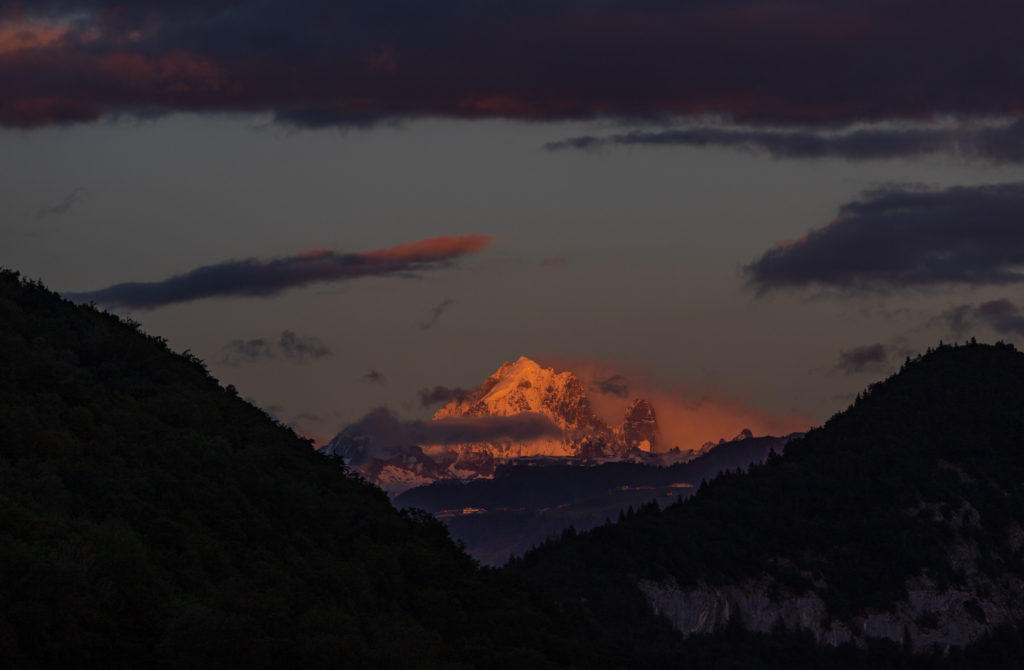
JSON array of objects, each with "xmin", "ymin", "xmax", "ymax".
[
  {"xmin": 516, "ymin": 341, "xmax": 1024, "ymax": 665},
  {"xmin": 0, "ymin": 270, "xmax": 596, "ymax": 669},
  {"xmin": 12, "ymin": 266, "xmax": 1024, "ymax": 669}
]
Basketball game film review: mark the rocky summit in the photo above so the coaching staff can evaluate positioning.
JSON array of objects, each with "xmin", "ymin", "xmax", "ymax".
[{"xmin": 324, "ymin": 356, "xmax": 689, "ymax": 493}]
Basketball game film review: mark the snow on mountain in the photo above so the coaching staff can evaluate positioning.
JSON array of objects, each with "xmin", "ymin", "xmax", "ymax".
[
  {"xmin": 323, "ymin": 356, "xmax": 765, "ymax": 494},
  {"xmin": 430, "ymin": 356, "xmax": 618, "ymax": 459}
]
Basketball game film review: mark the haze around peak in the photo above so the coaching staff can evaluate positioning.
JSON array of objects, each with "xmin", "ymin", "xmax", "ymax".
[{"xmin": 535, "ymin": 356, "xmax": 811, "ymax": 450}]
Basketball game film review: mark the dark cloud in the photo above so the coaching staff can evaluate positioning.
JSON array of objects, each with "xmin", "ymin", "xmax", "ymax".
[
  {"xmin": 36, "ymin": 187, "xmax": 87, "ymax": 219},
  {"xmin": 419, "ymin": 297, "xmax": 454, "ymax": 331},
  {"xmin": 63, "ymin": 234, "xmax": 493, "ymax": 309},
  {"xmin": 940, "ymin": 299, "xmax": 1024, "ymax": 338},
  {"xmin": 362, "ymin": 369, "xmax": 385, "ymax": 383},
  {"xmin": 3, "ymin": 2, "xmax": 1024, "ymax": 130},
  {"xmin": 221, "ymin": 330, "xmax": 331, "ymax": 366},
  {"xmin": 333, "ymin": 407, "xmax": 563, "ymax": 457},
  {"xmin": 418, "ymin": 385, "xmax": 471, "ymax": 408},
  {"xmin": 836, "ymin": 344, "xmax": 889, "ymax": 374},
  {"xmin": 278, "ymin": 330, "xmax": 330, "ymax": 359},
  {"xmin": 546, "ymin": 121, "xmax": 1024, "ymax": 164},
  {"xmin": 590, "ymin": 375, "xmax": 629, "ymax": 397},
  {"xmin": 221, "ymin": 337, "xmax": 273, "ymax": 366},
  {"xmin": 746, "ymin": 183, "xmax": 1024, "ymax": 292}
]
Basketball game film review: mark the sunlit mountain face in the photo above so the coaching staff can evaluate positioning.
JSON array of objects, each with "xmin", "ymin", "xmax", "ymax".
[{"xmin": 322, "ymin": 356, "xmax": 793, "ymax": 494}]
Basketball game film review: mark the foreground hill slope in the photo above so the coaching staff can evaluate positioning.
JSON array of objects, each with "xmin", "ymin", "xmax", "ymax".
[
  {"xmin": 0, "ymin": 271, "xmax": 594, "ymax": 669},
  {"xmin": 517, "ymin": 342, "xmax": 1024, "ymax": 659}
]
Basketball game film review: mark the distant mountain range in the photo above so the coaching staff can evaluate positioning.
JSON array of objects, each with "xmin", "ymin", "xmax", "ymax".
[
  {"xmin": 397, "ymin": 434, "xmax": 794, "ymax": 565},
  {"xmin": 322, "ymin": 356, "xmax": 784, "ymax": 494}
]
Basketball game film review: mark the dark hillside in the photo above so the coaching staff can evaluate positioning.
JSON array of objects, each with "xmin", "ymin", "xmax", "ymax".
[
  {"xmin": 517, "ymin": 342, "xmax": 1024, "ymax": 663},
  {"xmin": 0, "ymin": 270, "xmax": 594, "ymax": 669}
]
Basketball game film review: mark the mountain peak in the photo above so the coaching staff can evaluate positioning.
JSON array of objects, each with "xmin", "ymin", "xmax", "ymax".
[
  {"xmin": 433, "ymin": 356, "xmax": 610, "ymax": 448},
  {"xmin": 622, "ymin": 398, "xmax": 661, "ymax": 452}
]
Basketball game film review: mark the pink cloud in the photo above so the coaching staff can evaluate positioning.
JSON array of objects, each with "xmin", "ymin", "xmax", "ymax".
[{"xmin": 64, "ymin": 234, "xmax": 495, "ymax": 309}]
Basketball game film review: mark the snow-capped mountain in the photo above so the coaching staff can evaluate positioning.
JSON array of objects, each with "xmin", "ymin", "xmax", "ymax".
[
  {"xmin": 431, "ymin": 356, "xmax": 621, "ymax": 459},
  {"xmin": 322, "ymin": 356, "xmax": 754, "ymax": 494}
]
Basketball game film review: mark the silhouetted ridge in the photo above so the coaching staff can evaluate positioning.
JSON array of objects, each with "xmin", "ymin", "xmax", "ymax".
[
  {"xmin": 791, "ymin": 341, "xmax": 1024, "ymax": 462},
  {"xmin": 517, "ymin": 341, "xmax": 1024, "ymax": 658},
  {"xmin": 0, "ymin": 270, "xmax": 596, "ymax": 668}
]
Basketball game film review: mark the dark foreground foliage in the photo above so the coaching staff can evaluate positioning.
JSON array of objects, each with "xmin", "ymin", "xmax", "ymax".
[
  {"xmin": 516, "ymin": 341, "xmax": 1024, "ymax": 666},
  {"xmin": 0, "ymin": 270, "xmax": 597, "ymax": 669}
]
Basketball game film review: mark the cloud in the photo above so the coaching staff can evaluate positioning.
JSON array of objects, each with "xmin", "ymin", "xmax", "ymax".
[
  {"xmin": 221, "ymin": 337, "xmax": 274, "ymax": 366},
  {"xmin": 63, "ymin": 233, "xmax": 493, "ymax": 309},
  {"xmin": 836, "ymin": 343, "xmax": 889, "ymax": 374},
  {"xmin": 335, "ymin": 407, "xmax": 564, "ymax": 458},
  {"xmin": 746, "ymin": 183, "xmax": 1024, "ymax": 293},
  {"xmin": 36, "ymin": 187, "xmax": 87, "ymax": 218},
  {"xmin": 418, "ymin": 385, "xmax": 471, "ymax": 408},
  {"xmin": 537, "ymin": 357, "xmax": 811, "ymax": 450},
  {"xmin": 545, "ymin": 120, "xmax": 1024, "ymax": 164},
  {"xmin": 590, "ymin": 374, "xmax": 629, "ymax": 398},
  {"xmin": 221, "ymin": 330, "xmax": 332, "ymax": 366},
  {"xmin": 278, "ymin": 330, "xmax": 330, "ymax": 359},
  {"xmin": 418, "ymin": 297, "xmax": 455, "ymax": 330},
  {"xmin": 940, "ymin": 299, "xmax": 1024, "ymax": 338},
  {"xmin": 362, "ymin": 369, "xmax": 385, "ymax": 383},
  {"xmin": 3, "ymin": 3, "xmax": 1024, "ymax": 130}
]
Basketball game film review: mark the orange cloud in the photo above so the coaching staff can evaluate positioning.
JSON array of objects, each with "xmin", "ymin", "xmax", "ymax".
[
  {"xmin": 0, "ymin": 19, "xmax": 70, "ymax": 54},
  {"xmin": 99, "ymin": 50, "xmax": 225, "ymax": 92},
  {"xmin": 65, "ymin": 233, "xmax": 495, "ymax": 309},
  {"xmin": 536, "ymin": 356, "xmax": 812, "ymax": 452},
  {"xmin": 359, "ymin": 234, "xmax": 495, "ymax": 264}
]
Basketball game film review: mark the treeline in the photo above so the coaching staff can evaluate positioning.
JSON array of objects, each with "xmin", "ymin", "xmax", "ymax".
[
  {"xmin": 515, "ymin": 341, "xmax": 1024, "ymax": 656},
  {"xmin": 0, "ymin": 270, "xmax": 598, "ymax": 669}
]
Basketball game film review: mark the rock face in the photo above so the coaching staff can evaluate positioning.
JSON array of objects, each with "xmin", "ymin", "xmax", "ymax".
[
  {"xmin": 638, "ymin": 507, "xmax": 1024, "ymax": 653},
  {"xmin": 641, "ymin": 565, "xmax": 1024, "ymax": 653},
  {"xmin": 432, "ymin": 356, "xmax": 639, "ymax": 460},
  {"xmin": 325, "ymin": 356, "xmax": 706, "ymax": 493},
  {"xmin": 622, "ymin": 399, "xmax": 661, "ymax": 452},
  {"xmin": 433, "ymin": 356, "xmax": 615, "ymax": 456}
]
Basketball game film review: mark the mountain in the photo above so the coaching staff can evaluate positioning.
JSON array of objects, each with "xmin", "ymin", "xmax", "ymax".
[
  {"xmin": 431, "ymin": 356, "xmax": 621, "ymax": 458},
  {"xmin": 396, "ymin": 434, "xmax": 795, "ymax": 566},
  {"xmin": 622, "ymin": 398, "xmax": 662, "ymax": 452},
  {"xmin": 324, "ymin": 356, "xmax": 753, "ymax": 493},
  {"xmin": 0, "ymin": 270, "xmax": 598, "ymax": 668},
  {"xmin": 516, "ymin": 341, "xmax": 1024, "ymax": 661}
]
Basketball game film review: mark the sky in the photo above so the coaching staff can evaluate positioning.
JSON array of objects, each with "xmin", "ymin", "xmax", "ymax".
[{"xmin": 3, "ymin": 1, "xmax": 1024, "ymax": 447}]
